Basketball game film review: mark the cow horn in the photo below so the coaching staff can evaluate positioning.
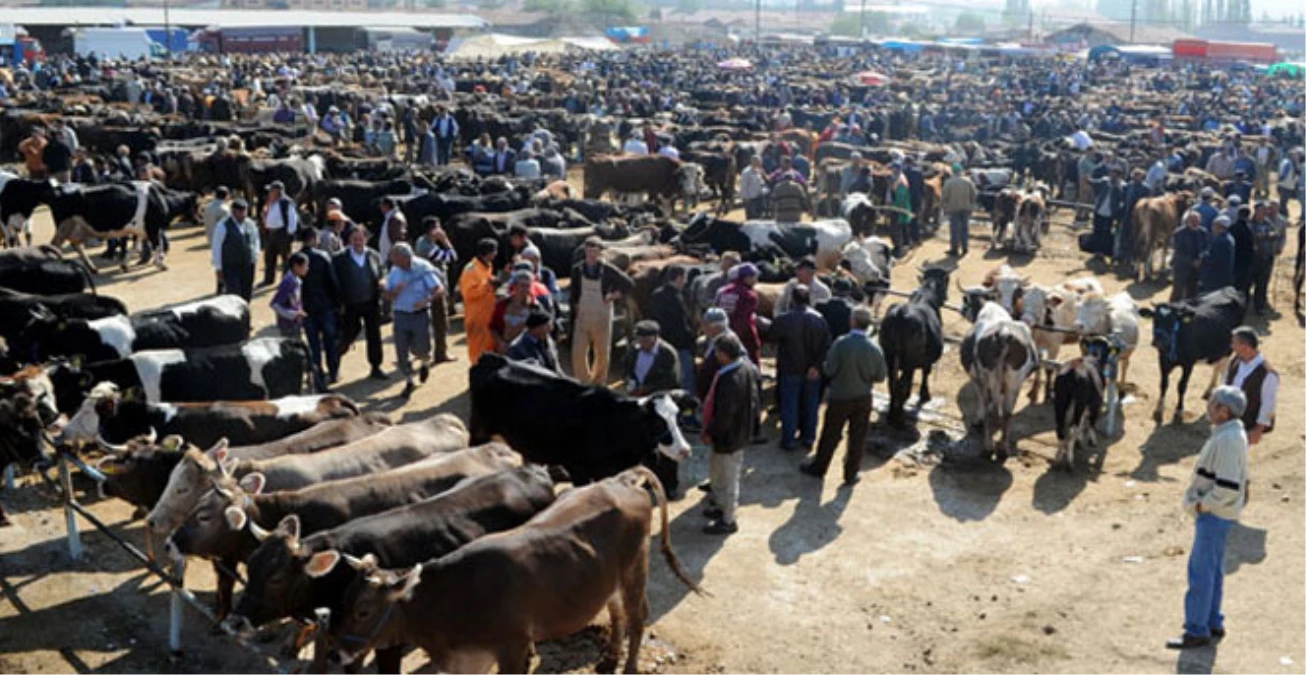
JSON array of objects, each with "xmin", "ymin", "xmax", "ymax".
[
  {"xmin": 247, "ymin": 519, "xmax": 272, "ymax": 542},
  {"xmin": 97, "ymin": 433, "xmax": 128, "ymax": 453}
]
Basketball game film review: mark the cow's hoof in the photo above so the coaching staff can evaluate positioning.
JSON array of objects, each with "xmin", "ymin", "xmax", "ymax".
[
  {"xmin": 1152, "ymin": 408, "xmax": 1164, "ymax": 423},
  {"xmin": 1200, "ymin": 390, "xmax": 1212, "ymax": 401},
  {"xmin": 595, "ymin": 657, "xmax": 618, "ymax": 674},
  {"xmin": 119, "ymin": 263, "xmax": 129, "ymax": 273}
]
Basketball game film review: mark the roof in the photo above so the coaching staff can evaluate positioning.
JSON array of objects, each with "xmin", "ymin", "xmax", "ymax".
[
  {"xmin": 1045, "ymin": 20, "xmax": 1191, "ymax": 46},
  {"xmin": 2, "ymin": 7, "xmax": 488, "ymax": 29}
]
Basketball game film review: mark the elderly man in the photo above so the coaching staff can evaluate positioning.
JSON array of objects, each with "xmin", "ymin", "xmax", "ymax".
[
  {"xmin": 491, "ymin": 269, "xmax": 542, "ymax": 353},
  {"xmin": 261, "ymin": 180, "xmax": 300, "ymax": 287},
  {"xmin": 508, "ymin": 310, "xmax": 562, "ymax": 374},
  {"xmin": 211, "ymin": 199, "xmax": 261, "ymax": 302},
  {"xmin": 802, "ymin": 305, "xmax": 886, "ymax": 485},
  {"xmin": 623, "ymin": 320, "xmax": 681, "ymax": 396},
  {"xmin": 1171, "ymin": 210, "xmax": 1210, "ymax": 302},
  {"xmin": 741, "ymin": 156, "xmax": 768, "ymax": 219},
  {"xmin": 1200, "ymin": 216, "xmax": 1236, "ymax": 293},
  {"xmin": 941, "ymin": 164, "xmax": 977, "ymax": 257},
  {"xmin": 839, "ymin": 151, "xmax": 871, "ymax": 197},
  {"xmin": 569, "ymin": 237, "xmax": 634, "ymax": 384},
  {"xmin": 385, "ymin": 243, "xmax": 442, "ymax": 398},
  {"xmin": 775, "ymin": 257, "xmax": 831, "ymax": 314},
  {"xmin": 335, "ymin": 226, "xmax": 387, "ymax": 381},
  {"xmin": 1223, "ymin": 326, "xmax": 1277, "ymax": 446},
  {"xmin": 715, "ymin": 262, "xmax": 762, "ymax": 367},
  {"xmin": 378, "ymin": 196, "xmax": 407, "ymax": 261},
  {"xmin": 701, "ymin": 333, "xmax": 760, "ymax": 536},
  {"xmin": 1168, "ymin": 386, "xmax": 1249, "ymax": 650},
  {"xmin": 648, "ymin": 264, "xmax": 697, "ymax": 392},
  {"xmin": 203, "ymin": 186, "xmax": 232, "ymax": 245}
]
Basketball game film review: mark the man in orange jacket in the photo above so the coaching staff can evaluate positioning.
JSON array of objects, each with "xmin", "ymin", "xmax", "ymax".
[{"xmin": 459, "ymin": 238, "xmax": 499, "ymax": 364}]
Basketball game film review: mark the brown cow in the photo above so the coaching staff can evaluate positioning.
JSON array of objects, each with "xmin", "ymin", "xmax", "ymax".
[
  {"xmin": 1132, "ymin": 191, "xmax": 1193, "ymax": 281},
  {"xmin": 990, "ymin": 188, "xmax": 1022, "ymax": 249},
  {"xmin": 333, "ymin": 466, "xmax": 703, "ymax": 675},
  {"xmin": 583, "ymin": 155, "xmax": 704, "ymax": 215},
  {"xmin": 1013, "ymin": 186, "xmax": 1049, "ymax": 253}
]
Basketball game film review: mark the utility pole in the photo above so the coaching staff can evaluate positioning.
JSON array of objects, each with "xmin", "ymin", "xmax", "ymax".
[
  {"xmin": 755, "ymin": 0, "xmax": 761, "ymax": 43},
  {"xmin": 163, "ymin": 0, "xmax": 172, "ymax": 58},
  {"xmin": 1128, "ymin": 0, "xmax": 1137, "ymax": 43},
  {"xmin": 1026, "ymin": 9, "xmax": 1033, "ymax": 40}
]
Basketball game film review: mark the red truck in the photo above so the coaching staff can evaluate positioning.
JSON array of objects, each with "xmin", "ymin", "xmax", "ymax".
[{"xmin": 197, "ymin": 27, "xmax": 303, "ymax": 54}]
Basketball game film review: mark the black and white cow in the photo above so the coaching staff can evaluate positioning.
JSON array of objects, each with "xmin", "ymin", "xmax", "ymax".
[
  {"xmin": 47, "ymin": 181, "xmax": 199, "ymax": 272},
  {"xmin": 40, "ymin": 338, "xmax": 309, "ymax": 416},
  {"xmin": 468, "ymin": 353, "xmax": 695, "ymax": 495},
  {"xmin": 1138, "ymin": 287, "xmax": 1247, "ymax": 424},
  {"xmin": 0, "ymin": 287, "xmax": 126, "ymax": 348},
  {"xmin": 0, "ymin": 172, "xmax": 54, "ymax": 248},
  {"xmin": 20, "ymin": 295, "xmax": 250, "ymax": 362},
  {"xmin": 959, "ymin": 301, "xmax": 1039, "ymax": 459},
  {"xmin": 838, "ymin": 236, "xmax": 894, "ymax": 312},
  {"xmin": 679, "ymin": 213, "xmax": 853, "ymax": 269},
  {"xmin": 1052, "ymin": 337, "xmax": 1111, "ymax": 470}
]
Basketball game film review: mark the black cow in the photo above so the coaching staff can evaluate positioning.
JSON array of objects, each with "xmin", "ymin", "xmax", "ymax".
[
  {"xmin": 19, "ymin": 295, "xmax": 251, "ymax": 363},
  {"xmin": 311, "ymin": 177, "xmax": 414, "ymax": 228},
  {"xmin": 1052, "ymin": 337, "xmax": 1110, "ymax": 470},
  {"xmin": 1, "ymin": 176, "xmax": 54, "ymax": 247},
  {"xmin": 0, "ymin": 287, "xmax": 125, "ymax": 346},
  {"xmin": 877, "ymin": 267, "xmax": 950, "ymax": 426},
  {"xmin": 468, "ymin": 353, "xmax": 695, "ymax": 495},
  {"xmin": 47, "ymin": 182, "xmax": 198, "ymax": 272},
  {"xmin": 400, "ymin": 189, "xmax": 532, "ymax": 229},
  {"xmin": 41, "ymin": 338, "xmax": 309, "ymax": 416},
  {"xmin": 246, "ymin": 156, "xmax": 328, "ymax": 213},
  {"xmin": 224, "ymin": 465, "xmax": 557, "ymax": 672},
  {"xmin": 0, "ymin": 247, "xmax": 96, "ymax": 295},
  {"xmin": 531, "ymin": 224, "xmax": 629, "ymax": 275},
  {"xmin": 1138, "ymin": 288, "xmax": 1247, "ymax": 424},
  {"xmin": 680, "ymin": 149, "xmax": 736, "ymax": 216},
  {"xmin": 444, "ymin": 208, "xmax": 574, "ymax": 272}
]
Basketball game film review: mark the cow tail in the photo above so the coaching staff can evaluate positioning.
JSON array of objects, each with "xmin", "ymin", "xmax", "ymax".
[{"xmin": 631, "ymin": 466, "xmax": 708, "ymax": 597}]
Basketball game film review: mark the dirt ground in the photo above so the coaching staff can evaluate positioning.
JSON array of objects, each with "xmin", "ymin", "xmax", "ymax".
[{"xmin": 1, "ymin": 182, "xmax": 1303, "ymax": 675}]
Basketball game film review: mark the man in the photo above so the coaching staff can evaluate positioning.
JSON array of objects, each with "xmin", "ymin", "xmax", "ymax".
[
  {"xmin": 204, "ymin": 186, "xmax": 232, "ymax": 244},
  {"xmin": 1195, "ymin": 187, "xmax": 1220, "ymax": 231},
  {"xmin": 801, "ymin": 305, "xmax": 886, "ymax": 484},
  {"xmin": 623, "ymin": 132, "xmax": 649, "ymax": 156},
  {"xmin": 1221, "ymin": 195, "xmax": 1243, "ymax": 227},
  {"xmin": 378, "ymin": 196, "xmax": 407, "ymax": 261},
  {"xmin": 1200, "ymin": 216, "xmax": 1236, "ymax": 293},
  {"xmin": 414, "ymin": 216, "xmax": 457, "ymax": 364},
  {"xmin": 1252, "ymin": 138, "xmax": 1275, "ymax": 199},
  {"xmin": 815, "ymin": 278, "xmax": 857, "ymax": 340},
  {"xmin": 768, "ymin": 155, "xmax": 807, "ymax": 187},
  {"xmin": 261, "ymin": 181, "xmax": 299, "ymax": 287},
  {"xmin": 1276, "ymin": 148, "xmax": 1302, "ymax": 219},
  {"xmin": 42, "ymin": 124, "xmax": 73, "ymax": 183},
  {"xmin": 19, "ymin": 127, "xmax": 48, "ymax": 179},
  {"xmin": 514, "ymin": 150, "xmax": 541, "ymax": 179},
  {"xmin": 885, "ymin": 163, "xmax": 913, "ymax": 254},
  {"xmin": 647, "ymin": 265, "xmax": 697, "ymax": 392},
  {"xmin": 270, "ymin": 252, "xmax": 309, "ymax": 339},
  {"xmin": 508, "ymin": 223, "xmax": 540, "ymax": 262},
  {"xmin": 492, "ymin": 137, "xmax": 516, "ymax": 175},
  {"xmin": 211, "ymin": 199, "xmax": 261, "ymax": 302},
  {"xmin": 542, "ymin": 146, "xmax": 566, "ymax": 180},
  {"xmin": 1247, "ymin": 202, "xmax": 1285, "ymax": 316},
  {"xmin": 385, "ymin": 243, "xmax": 442, "ymax": 398},
  {"xmin": 696, "ymin": 308, "xmax": 737, "ymax": 400},
  {"xmin": 569, "ymin": 237, "xmax": 634, "ymax": 384},
  {"xmin": 769, "ymin": 286, "xmax": 831, "ymax": 451},
  {"xmin": 1171, "ymin": 210, "xmax": 1210, "ymax": 302},
  {"xmin": 941, "ymin": 163, "xmax": 977, "ymax": 256},
  {"xmin": 415, "ymin": 121, "xmax": 437, "ymax": 167},
  {"xmin": 740, "ymin": 156, "xmax": 767, "ymax": 219},
  {"xmin": 1223, "ymin": 327, "xmax": 1277, "ymax": 446},
  {"xmin": 297, "ymin": 227, "xmax": 341, "ymax": 392},
  {"xmin": 622, "ymin": 320, "xmax": 681, "ymax": 396},
  {"xmin": 431, "ymin": 107, "xmax": 459, "ymax": 166},
  {"xmin": 775, "ymin": 257, "xmax": 831, "ymax": 315},
  {"xmin": 770, "ymin": 177, "xmax": 808, "ymax": 224},
  {"xmin": 714, "ymin": 262, "xmax": 762, "ymax": 367},
  {"xmin": 1205, "ymin": 144, "xmax": 1237, "ymax": 181},
  {"xmin": 1088, "ymin": 168, "xmax": 1127, "ymax": 261},
  {"xmin": 839, "ymin": 152, "xmax": 871, "ymax": 198},
  {"xmin": 52, "ymin": 118, "xmax": 78, "ymax": 153},
  {"xmin": 333, "ymin": 226, "xmax": 386, "ymax": 381},
  {"xmin": 1144, "ymin": 156, "xmax": 1168, "ymax": 195},
  {"xmin": 903, "ymin": 156, "xmax": 925, "ymax": 245},
  {"xmin": 491, "ymin": 270, "xmax": 542, "ymax": 353},
  {"xmin": 1229, "ymin": 206, "xmax": 1255, "ymax": 295},
  {"xmin": 507, "ymin": 310, "xmax": 562, "ymax": 374},
  {"xmin": 460, "ymin": 238, "xmax": 499, "ymax": 364},
  {"xmin": 701, "ymin": 333, "xmax": 760, "ymax": 536},
  {"xmin": 1223, "ymin": 170, "xmax": 1253, "ymax": 205},
  {"xmin": 1167, "ymin": 386, "xmax": 1249, "ymax": 650}
]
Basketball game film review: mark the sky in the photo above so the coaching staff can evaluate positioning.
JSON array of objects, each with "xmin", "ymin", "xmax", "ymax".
[{"xmin": 1028, "ymin": 0, "xmax": 1306, "ymax": 20}]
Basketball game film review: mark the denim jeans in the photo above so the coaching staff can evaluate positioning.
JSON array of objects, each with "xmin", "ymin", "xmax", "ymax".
[
  {"xmin": 303, "ymin": 309, "xmax": 340, "ymax": 389},
  {"xmin": 677, "ymin": 348, "xmax": 696, "ymax": 393},
  {"xmin": 948, "ymin": 211, "xmax": 970, "ymax": 253},
  {"xmin": 1184, "ymin": 512, "xmax": 1234, "ymax": 638},
  {"xmin": 779, "ymin": 373, "xmax": 821, "ymax": 448}
]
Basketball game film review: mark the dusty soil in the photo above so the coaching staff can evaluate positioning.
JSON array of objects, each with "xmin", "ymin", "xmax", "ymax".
[{"xmin": 1, "ymin": 183, "xmax": 1303, "ymax": 674}]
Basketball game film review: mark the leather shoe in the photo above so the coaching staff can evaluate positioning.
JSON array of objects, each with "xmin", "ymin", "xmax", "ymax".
[
  {"xmin": 369, "ymin": 368, "xmax": 387, "ymax": 380},
  {"xmin": 702, "ymin": 507, "xmax": 723, "ymax": 520},
  {"xmin": 400, "ymin": 381, "xmax": 416, "ymax": 399},
  {"xmin": 1165, "ymin": 634, "xmax": 1211, "ymax": 650},
  {"xmin": 1210, "ymin": 628, "xmax": 1225, "ymax": 641},
  {"xmin": 799, "ymin": 462, "xmax": 824, "ymax": 479},
  {"xmin": 703, "ymin": 520, "xmax": 738, "ymax": 535},
  {"xmin": 843, "ymin": 474, "xmax": 861, "ymax": 486},
  {"xmin": 418, "ymin": 362, "xmax": 430, "ymax": 383}
]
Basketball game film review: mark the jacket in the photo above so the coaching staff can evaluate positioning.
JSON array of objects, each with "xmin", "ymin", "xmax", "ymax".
[
  {"xmin": 298, "ymin": 245, "xmax": 340, "ymax": 314},
  {"xmin": 771, "ymin": 180, "xmax": 808, "ymax": 223},
  {"xmin": 705, "ymin": 359, "xmax": 761, "ymax": 453},
  {"xmin": 622, "ymin": 340, "xmax": 681, "ymax": 395},
  {"xmin": 1172, "ymin": 226, "xmax": 1210, "ymax": 263},
  {"xmin": 715, "ymin": 281, "xmax": 761, "ymax": 364},
  {"xmin": 1182, "ymin": 419, "xmax": 1248, "ymax": 520},
  {"xmin": 768, "ymin": 306, "xmax": 831, "ymax": 377},
  {"xmin": 940, "ymin": 175, "xmax": 977, "ymax": 213},
  {"xmin": 507, "ymin": 332, "xmax": 562, "ymax": 374},
  {"xmin": 775, "ymin": 278, "xmax": 832, "ymax": 315},
  {"xmin": 1200, "ymin": 231, "xmax": 1235, "ymax": 292},
  {"xmin": 647, "ymin": 284, "xmax": 696, "ymax": 351},
  {"xmin": 823, "ymin": 329, "xmax": 887, "ymax": 401},
  {"xmin": 815, "ymin": 297, "xmax": 855, "ymax": 339},
  {"xmin": 331, "ymin": 247, "xmax": 383, "ymax": 307}
]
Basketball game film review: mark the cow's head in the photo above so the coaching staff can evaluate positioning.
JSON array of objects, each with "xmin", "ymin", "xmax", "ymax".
[
  {"xmin": 839, "ymin": 237, "xmax": 891, "ymax": 285},
  {"xmin": 57, "ymin": 381, "xmax": 122, "ymax": 448},
  {"xmin": 1079, "ymin": 335, "xmax": 1115, "ymax": 366},
  {"xmin": 980, "ymin": 265, "xmax": 1029, "ymax": 315},
  {"xmin": 641, "ymin": 391, "xmax": 696, "ymax": 463},
  {"xmin": 148, "ymin": 438, "xmax": 228, "ymax": 537},
  {"xmin": 676, "ymin": 163, "xmax": 706, "ymax": 201},
  {"xmin": 168, "ymin": 459, "xmax": 265, "ymax": 560},
  {"xmin": 95, "ymin": 433, "xmax": 183, "ymax": 508},
  {"xmin": 43, "ymin": 359, "xmax": 96, "ymax": 416},
  {"xmin": 336, "ymin": 558, "xmax": 420, "ymax": 666},
  {"xmin": 1138, "ymin": 302, "xmax": 1192, "ymax": 361},
  {"xmin": 1073, "ymin": 292, "xmax": 1110, "ymax": 336},
  {"xmin": 227, "ymin": 515, "xmax": 313, "ymax": 631},
  {"xmin": 0, "ymin": 369, "xmax": 59, "ymax": 469}
]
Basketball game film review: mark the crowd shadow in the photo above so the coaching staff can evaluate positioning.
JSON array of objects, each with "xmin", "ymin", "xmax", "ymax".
[{"xmin": 767, "ymin": 479, "xmax": 853, "ymax": 566}]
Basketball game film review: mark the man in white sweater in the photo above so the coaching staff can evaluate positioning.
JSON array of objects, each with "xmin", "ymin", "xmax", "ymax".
[{"xmin": 1168, "ymin": 386, "xmax": 1250, "ymax": 650}]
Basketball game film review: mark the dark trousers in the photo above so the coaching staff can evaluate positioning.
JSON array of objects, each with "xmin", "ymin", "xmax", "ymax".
[
  {"xmin": 221, "ymin": 264, "xmax": 255, "ymax": 302},
  {"xmin": 436, "ymin": 138, "xmax": 454, "ymax": 166},
  {"xmin": 1250, "ymin": 258, "xmax": 1274, "ymax": 312},
  {"xmin": 744, "ymin": 197, "xmax": 765, "ymax": 219},
  {"xmin": 1091, "ymin": 214, "xmax": 1116, "ymax": 258},
  {"xmin": 263, "ymin": 228, "xmax": 292, "ymax": 285},
  {"xmin": 430, "ymin": 292, "xmax": 451, "ymax": 360},
  {"xmin": 340, "ymin": 301, "xmax": 383, "ymax": 369},
  {"xmin": 810, "ymin": 395, "xmax": 873, "ymax": 482},
  {"xmin": 1171, "ymin": 260, "xmax": 1199, "ymax": 302},
  {"xmin": 304, "ymin": 308, "xmax": 341, "ymax": 390}
]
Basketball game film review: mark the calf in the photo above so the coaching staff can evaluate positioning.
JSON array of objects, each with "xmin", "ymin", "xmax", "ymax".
[
  {"xmin": 20, "ymin": 295, "xmax": 250, "ymax": 362},
  {"xmin": 0, "ymin": 173, "xmax": 54, "ymax": 248},
  {"xmin": 470, "ymin": 354, "xmax": 695, "ymax": 495},
  {"xmin": 990, "ymin": 188, "xmax": 1022, "ymax": 248},
  {"xmin": 1012, "ymin": 187, "xmax": 1048, "ymax": 253},
  {"xmin": 1073, "ymin": 292, "xmax": 1141, "ymax": 388},
  {"xmin": 1138, "ymin": 288, "xmax": 1246, "ymax": 424},
  {"xmin": 225, "ymin": 466, "xmax": 557, "ymax": 671},
  {"xmin": 332, "ymin": 467, "xmax": 702, "ymax": 675},
  {"xmin": 1052, "ymin": 337, "xmax": 1111, "ymax": 470},
  {"xmin": 960, "ymin": 302, "xmax": 1039, "ymax": 459},
  {"xmin": 0, "ymin": 366, "xmax": 62, "ymax": 524},
  {"xmin": 877, "ymin": 267, "xmax": 950, "ymax": 426}
]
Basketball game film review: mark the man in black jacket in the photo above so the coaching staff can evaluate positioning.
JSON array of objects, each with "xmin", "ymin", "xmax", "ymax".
[
  {"xmin": 298, "ymin": 227, "xmax": 341, "ymax": 392},
  {"xmin": 815, "ymin": 278, "xmax": 857, "ymax": 340},
  {"xmin": 768, "ymin": 286, "xmax": 831, "ymax": 451},
  {"xmin": 332, "ymin": 226, "xmax": 386, "ymax": 380},
  {"xmin": 647, "ymin": 264, "xmax": 697, "ymax": 391},
  {"xmin": 622, "ymin": 320, "xmax": 681, "ymax": 396},
  {"xmin": 702, "ymin": 333, "xmax": 760, "ymax": 535},
  {"xmin": 1229, "ymin": 206, "xmax": 1255, "ymax": 296}
]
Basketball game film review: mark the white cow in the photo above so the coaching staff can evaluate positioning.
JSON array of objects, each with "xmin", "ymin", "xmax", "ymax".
[
  {"xmin": 1020, "ymin": 276, "xmax": 1104, "ymax": 403},
  {"xmin": 1073, "ymin": 291, "xmax": 1141, "ymax": 387}
]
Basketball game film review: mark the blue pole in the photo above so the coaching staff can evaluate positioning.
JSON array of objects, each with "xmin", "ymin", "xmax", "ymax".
[{"xmin": 308, "ymin": 26, "xmax": 316, "ymax": 54}]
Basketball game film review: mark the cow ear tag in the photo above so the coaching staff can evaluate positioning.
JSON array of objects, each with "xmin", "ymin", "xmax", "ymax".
[
  {"xmin": 162, "ymin": 435, "xmax": 183, "ymax": 452},
  {"xmin": 1182, "ymin": 316, "xmax": 1192, "ymax": 323}
]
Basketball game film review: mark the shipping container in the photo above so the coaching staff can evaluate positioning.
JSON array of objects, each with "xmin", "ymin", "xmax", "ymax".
[
  {"xmin": 1172, "ymin": 38, "xmax": 1278, "ymax": 64},
  {"xmin": 197, "ymin": 27, "xmax": 303, "ymax": 54},
  {"xmin": 72, "ymin": 27, "xmax": 162, "ymax": 61}
]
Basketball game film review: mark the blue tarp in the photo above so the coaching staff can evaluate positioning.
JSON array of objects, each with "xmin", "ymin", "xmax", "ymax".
[
  {"xmin": 145, "ymin": 28, "xmax": 189, "ymax": 53},
  {"xmin": 605, "ymin": 26, "xmax": 649, "ymax": 42}
]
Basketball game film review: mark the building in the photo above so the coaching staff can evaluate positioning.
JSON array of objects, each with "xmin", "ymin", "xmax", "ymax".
[{"xmin": 1044, "ymin": 20, "xmax": 1191, "ymax": 47}]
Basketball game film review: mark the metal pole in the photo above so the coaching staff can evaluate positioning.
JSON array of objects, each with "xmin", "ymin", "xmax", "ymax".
[
  {"xmin": 170, "ymin": 556, "xmax": 188, "ymax": 657},
  {"xmin": 58, "ymin": 453, "xmax": 83, "ymax": 561},
  {"xmin": 860, "ymin": 0, "xmax": 867, "ymax": 38},
  {"xmin": 1129, "ymin": 0, "xmax": 1138, "ymax": 43},
  {"xmin": 755, "ymin": 0, "xmax": 761, "ymax": 43},
  {"xmin": 164, "ymin": 0, "xmax": 172, "ymax": 58},
  {"xmin": 310, "ymin": 608, "xmax": 332, "ymax": 673}
]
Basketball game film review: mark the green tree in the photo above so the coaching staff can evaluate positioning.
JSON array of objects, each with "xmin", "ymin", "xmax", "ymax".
[
  {"xmin": 830, "ymin": 10, "xmax": 887, "ymax": 37},
  {"xmin": 954, "ymin": 11, "xmax": 986, "ymax": 33},
  {"xmin": 581, "ymin": 0, "xmax": 636, "ymax": 24}
]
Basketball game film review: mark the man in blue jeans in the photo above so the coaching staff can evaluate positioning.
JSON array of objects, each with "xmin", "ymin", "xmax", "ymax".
[
  {"xmin": 767, "ymin": 286, "xmax": 831, "ymax": 451},
  {"xmin": 297, "ymin": 227, "xmax": 340, "ymax": 392},
  {"xmin": 1168, "ymin": 386, "xmax": 1250, "ymax": 650}
]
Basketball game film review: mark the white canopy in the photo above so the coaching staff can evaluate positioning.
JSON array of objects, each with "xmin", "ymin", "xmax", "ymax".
[{"xmin": 444, "ymin": 33, "xmax": 616, "ymax": 59}]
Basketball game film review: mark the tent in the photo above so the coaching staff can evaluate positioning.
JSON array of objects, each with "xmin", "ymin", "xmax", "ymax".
[
  {"xmin": 605, "ymin": 26, "xmax": 649, "ymax": 43},
  {"xmin": 1266, "ymin": 61, "xmax": 1304, "ymax": 78},
  {"xmin": 444, "ymin": 33, "xmax": 615, "ymax": 59},
  {"xmin": 848, "ymin": 69, "xmax": 889, "ymax": 86}
]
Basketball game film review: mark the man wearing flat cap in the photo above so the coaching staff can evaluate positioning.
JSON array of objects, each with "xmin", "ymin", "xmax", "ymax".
[
  {"xmin": 623, "ymin": 320, "xmax": 681, "ymax": 397},
  {"xmin": 261, "ymin": 180, "xmax": 299, "ymax": 287},
  {"xmin": 508, "ymin": 310, "xmax": 562, "ymax": 375},
  {"xmin": 211, "ymin": 198, "xmax": 261, "ymax": 302}
]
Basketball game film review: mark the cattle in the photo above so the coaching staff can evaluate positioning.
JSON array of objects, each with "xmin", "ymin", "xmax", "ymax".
[
  {"xmin": 959, "ymin": 264, "xmax": 1029, "ymax": 317},
  {"xmin": 59, "ymin": 383, "xmax": 359, "ymax": 449},
  {"xmin": 311, "ymin": 177, "xmax": 415, "ymax": 227},
  {"xmin": 223, "ymin": 466, "xmax": 557, "ymax": 672},
  {"xmin": 990, "ymin": 188, "xmax": 1022, "ymax": 249},
  {"xmin": 0, "ymin": 366, "xmax": 62, "ymax": 523},
  {"xmin": 838, "ymin": 236, "xmax": 893, "ymax": 312},
  {"xmin": 1137, "ymin": 288, "xmax": 1246, "ymax": 424},
  {"xmin": 399, "ymin": 189, "xmax": 533, "ymax": 232},
  {"xmin": 41, "ymin": 338, "xmax": 310, "ymax": 416},
  {"xmin": 840, "ymin": 193, "xmax": 877, "ymax": 238},
  {"xmin": 18, "ymin": 295, "xmax": 250, "ymax": 363},
  {"xmin": 1012, "ymin": 186, "xmax": 1048, "ymax": 252},
  {"xmin": 1052, "ymin": 337, "xmax": 1111, "ymax": 470},
  {"xmin": 0, "ymin": 173, "xmax": 53, "ymax": 248},
  {"xmin": 0, "ymin": 288, "xmax": 125, "ymax": 349},
  {"xmin": 532, "ymin": 223, "xmax": 632, "ymax": 274},
  {"xmin": 331, "ymin": 467, "xmax": 702, "ymax": 675},
  {"xmin": 47, "ymin": 182, "xmax": 199, "ymax": 272},
  {"xmin": 1018, "ymin": 277, "xmax": 1104, "ymax": 404},
  {"xmin": 245, "ymin": 155, "xmax": 328, "ymax": 213},
  {"xmin": 445, "ymin": 207, "xmax": 575, "ymax": 271},
  {"xmin": 98, "ymin": 414, "xmax": 392, "ymax": 512},
  {"xmin": 1073, "ymin": 291, "xmax": 1141, "ymax": 388},
  {"xmin": 0, "ymin": 248, "xmax": 97, "ymax": 296},
  {"xmin": 147, "ymin": 415, "xmax": 465, "ymax": 537},
  {"xmin": 583, "ymin": 154, "xmax": 704, "ymax": 214},
  {"xmin": 679, "ymin": 149, "xmax": 735, "ymax": 215},
  {"xmin": 959, "ymin": 302, "xmax": 1039, "ymax": 459},
  {"xmin": 877, "ymin": 267, "xmax": 950, "ymax": 426},
  {"xmin": 469, "ymin": 353, "xmax": 695, "ymax": 495},
  {"xmin": 679, "ymin": 213, "xmax": 853, "ymax": 270},
  {"xmin": 1132, "ymin": 191, "xmax": 1193, "ymax": 281}
]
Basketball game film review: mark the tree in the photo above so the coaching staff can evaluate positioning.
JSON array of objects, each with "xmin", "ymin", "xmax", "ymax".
[
  {"xmin": 524, "ymin": 0, "xmax": 571, "ymax": 12},
  {"xmin": 1002, "ymin": 0, "xmax": 1030, "ymax": 26},
  {"xmin": 581, "ymin": 0, "xmax": 636, "ymax": 24},
  {"xmin": 830, "ymin": 10, "xmax": 886, "ymax": 37},
  {"xmin": 954, "ymin": 11, "xmax": 987, "ymax": 33},
  {"xmin": 676, "ymin": 0, "xmax": 705, "ymax": 12}
]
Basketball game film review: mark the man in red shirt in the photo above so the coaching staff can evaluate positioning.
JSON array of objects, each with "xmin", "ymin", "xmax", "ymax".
[{"xmin": 713, "ymin": 263, "xmax": 761, "ymax": 366}]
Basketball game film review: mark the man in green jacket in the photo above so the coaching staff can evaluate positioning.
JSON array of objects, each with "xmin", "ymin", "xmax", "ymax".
[
  {"xmin": 801, "ymin": 305, "xmax": 887, "ymax": 485},
  {"xmin": 886, "ymin": 163, "xmax": 914, "ymax": 256}
]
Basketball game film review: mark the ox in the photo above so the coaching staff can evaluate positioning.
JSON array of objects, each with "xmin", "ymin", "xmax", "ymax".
[
  {"xmin": 0, "ymin": 247, "xmax": 96, "ymax": 295},
  {"xmin": 19, "ymin": 295, "xmax": 250, "ymax": 363},
  {"xmin": 1138, "ymin": 288, "xmax": 1246, "ymax": 424},
  {"xmin": 1132, "ymin": 191, "xmax": 1193, "ymax": 281},
  {"xmin": 960, "ymin": 302, "xmax": 1039, "ymax": 459},
  {"xmin": 878, "ymin": 267, "xmax": 950, "ymax": 426},
  {"xmin": 1019, "ymin": 277, "xmax": 1104, "ymax": 403}
]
